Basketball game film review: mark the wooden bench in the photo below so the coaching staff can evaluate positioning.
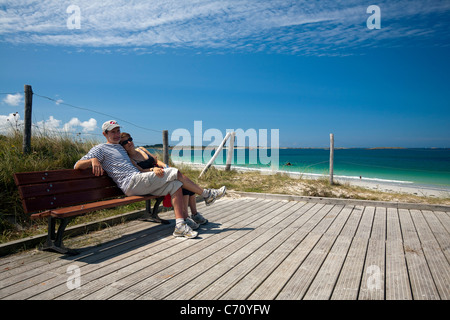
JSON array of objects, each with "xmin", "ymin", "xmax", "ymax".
[{"xmin": 14, "ymin": 168, "xmax": 167, "ymax": 255}]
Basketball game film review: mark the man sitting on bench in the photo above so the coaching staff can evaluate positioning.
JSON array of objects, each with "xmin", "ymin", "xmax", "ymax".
[{"xmin": 74, "ymin": 120, "xmax": 226, "ymax": 239}]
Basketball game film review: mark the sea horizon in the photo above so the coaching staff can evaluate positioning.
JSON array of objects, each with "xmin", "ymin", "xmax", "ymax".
[{"xmin": 158, "ymin": 147, "xmax": 450, "ymax": 191}]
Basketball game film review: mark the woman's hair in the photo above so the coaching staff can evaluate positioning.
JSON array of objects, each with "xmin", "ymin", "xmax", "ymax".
[{"xmin": 120, "ymin": 132, "xmax": 131, "ymax": 142}]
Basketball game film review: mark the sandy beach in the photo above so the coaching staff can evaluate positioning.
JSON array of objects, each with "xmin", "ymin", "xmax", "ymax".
[{"xmin": 174, "ymin": 161, "xmax": 450, "ymax": 199}]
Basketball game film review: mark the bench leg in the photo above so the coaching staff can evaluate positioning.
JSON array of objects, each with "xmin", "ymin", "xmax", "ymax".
[
  {"xmin": 40, "ymin": 217, "xmax": 79, "ymax": 255},
  {"xmin": 141, "ymin": 197, "xmax": 169, "ymax": 224}
]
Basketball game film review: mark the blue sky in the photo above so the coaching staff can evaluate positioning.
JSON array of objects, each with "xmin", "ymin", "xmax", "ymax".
[{"xmin": 0, "ymin": 0, "xmax": 449, "ymax": 148}]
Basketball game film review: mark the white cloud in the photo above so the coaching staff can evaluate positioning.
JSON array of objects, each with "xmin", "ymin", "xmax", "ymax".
[
  {"xmin": 0, "ymin": 0, "xmax": 449, "ymax": 55},
  {"xmin": 0, "ymin": 112, "xmax": 97, "ymax": 135},
  {"xmin": 36, "ymin": 116, "xmax": 62, "ymax": 131},
  {"xmin": 63, "ymin": 117, "xmax": 97, "ymax": 133},
  {"xmin": 3, "ymin": 93, "xmax": 23, "ymax": 106}
]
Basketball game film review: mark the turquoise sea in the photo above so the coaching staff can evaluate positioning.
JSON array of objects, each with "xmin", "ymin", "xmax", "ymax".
[{"xmin": 168, "ymin": 148, "xmax": 450, "ymax": 191}]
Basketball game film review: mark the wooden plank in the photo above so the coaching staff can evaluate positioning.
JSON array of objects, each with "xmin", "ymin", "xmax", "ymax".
[
  {"xmin": 354, "ymin": 206, "xmax": 376, "ymax": 240},
  {"xmin": 49, "ymin": 195, "xmax": 157, "ymax": 218},
  {"xmin": 385, "ymin": 208, "xmax": 412, "ymax": 300},
  {"xmin": 331, "ymin": 206, "xmax": 374, "ymax": 300},
  {"xmin": 398, "ymin": 208, "xmax": 440, "ymax": 300},
  {"xmin": 386, "ymin": 239, "xmax": 412, "ymax": 300},
  {"xmin": 433, "ymin": 210, "xmax": 450, "ymax": 233},
  {"xmin": 410, "ymin": 209, "xmax": 450, "ymax": 299},
  {"xmin": 22, "ymin": 186, "xmax": 125, "ymax": 214},
  {"xmin": 14, "ymin": 169, "xmax": 97, "ymax": 186},
  {"xmin": 18, "ymin": 176, "xmax": 115, "ymax": 198},
  {"xmin": 358, "ymin": 239, "xmax": 385, "ymax": 300},
  {"xmin": 421, "ymin": 210, "xmax": 450, "ymax": 261},
  {"xmin": 359, "ymin": 207, "xmax": 386, "ymax": 300}
]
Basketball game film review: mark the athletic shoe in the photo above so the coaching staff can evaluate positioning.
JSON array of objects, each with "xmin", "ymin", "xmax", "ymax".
[
  {"xmin": 185, "ymin": 217, "xmax": 199, "ymax": 230},
  {"xmin": 204, "ymin": 186, "xmax": 227, "ymax": 206},
  {"xmin": 191, "ymin": 212, "xmax": 208, "ymax": 225},
  {"xmin": 173, "ymin": 222, "xmax": 198, "ymax": 239}
]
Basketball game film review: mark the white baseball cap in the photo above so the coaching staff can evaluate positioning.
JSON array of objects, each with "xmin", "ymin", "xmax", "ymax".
[{"xmin": 102, "ymin": 120, "xmax": 120, "ymax": 132}]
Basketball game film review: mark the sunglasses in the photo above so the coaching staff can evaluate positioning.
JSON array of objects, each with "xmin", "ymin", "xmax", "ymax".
[{"xmin": 120, "ymin": 137, "xmax": 133, "ymax": 146}]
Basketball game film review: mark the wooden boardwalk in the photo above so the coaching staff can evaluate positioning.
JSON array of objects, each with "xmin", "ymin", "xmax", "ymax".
[{"xmin": 0, "ymin": 194, "xmax": 449, "ymax": 300}]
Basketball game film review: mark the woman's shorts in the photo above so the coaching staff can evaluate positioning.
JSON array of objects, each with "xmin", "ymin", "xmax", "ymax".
[
  {"xmin": 182, "ymin": 188, "xmax": 195, "ymax": 196},
  {"xmin": 125, "ymin": 167, "xmax": 182, "ymax": 197}
]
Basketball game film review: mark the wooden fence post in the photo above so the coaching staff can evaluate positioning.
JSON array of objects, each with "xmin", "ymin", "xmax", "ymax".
[
  {"xmin": 225, "ymin": 132, "xmax": 236, "ymax": 171},
  {"xmin": 162, "ymin": 130, "xmax": 169, "ymax": 165},
  {"xmin": 329, "ymin": 133, "xmax": 334, "ymax": 185},
  {"xmin": 23, "ymin": 85, "xmax": 33, "ymax": 154}
]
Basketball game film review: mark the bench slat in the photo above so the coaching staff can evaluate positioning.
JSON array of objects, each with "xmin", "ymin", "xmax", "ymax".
[
  {"xmin": 14, "ymin": 169, "xmax": 97, "ymax": 186},
  {"xmin": 45, "ymin": 195, "xmax": 158, "ymax": 219},
  {"xmin": 18, "ymin": 176, "xmax": 116, "ymax": 199},
  {"xmin": 21, "ymin": 186, "xmax": 124, "ymax": 214}
]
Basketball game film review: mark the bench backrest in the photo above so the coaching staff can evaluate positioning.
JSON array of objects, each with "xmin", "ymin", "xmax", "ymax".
[{"xmin": 14, "ymin": 169, "xmax": 124, "ymax": 214}]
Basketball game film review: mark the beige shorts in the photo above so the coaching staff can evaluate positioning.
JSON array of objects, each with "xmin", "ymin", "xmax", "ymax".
[{"xmin": 125, "ymin": 167, "xmax": 183, "ymax": 197}]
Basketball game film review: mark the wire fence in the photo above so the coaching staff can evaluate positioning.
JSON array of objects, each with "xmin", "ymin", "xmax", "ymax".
[{"xmin": 0, "ymin": 90, "xmax": 167, "ymax": 146}]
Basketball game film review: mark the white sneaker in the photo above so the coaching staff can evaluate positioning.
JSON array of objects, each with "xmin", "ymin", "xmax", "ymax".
[
  {"xmin": 185, "ymin": 217, "xmax": 199, "ymax": 230},
  {"xmin": 173, "ymin": 222, "xmax": 198, "ymax": 239},
  {"xmin": 204, "ymin": 186, "xmax": 227, "ymax": 206},
  {"xmin": 191, "ymin": 212, "xmax": 208, "ymax": 225}
]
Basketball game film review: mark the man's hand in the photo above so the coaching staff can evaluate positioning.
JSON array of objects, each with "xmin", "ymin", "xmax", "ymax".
[
  {"xmin": 153, "ymin": 167, "xmax": 164, "ymax": 178},
  {"xmin": 91, "ymin": 158, "xmax": 104, "ymax": 176}
]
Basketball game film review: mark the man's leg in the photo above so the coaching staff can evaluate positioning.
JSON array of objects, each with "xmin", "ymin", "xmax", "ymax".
[
  {"xmin": 171, "ymin": 188, "xmax": 185, "ymax": 220},
  {"xmin": 172, "ymin": 188, "xmax": 198, "ymax": 239}
]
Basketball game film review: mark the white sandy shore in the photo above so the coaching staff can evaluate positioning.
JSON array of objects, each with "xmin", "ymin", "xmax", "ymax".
[{"xmin": 174, "ymin": 161, "xmax": 450, "ymax": 198}]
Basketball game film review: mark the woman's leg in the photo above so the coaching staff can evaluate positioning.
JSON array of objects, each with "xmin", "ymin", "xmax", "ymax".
[
  {"xmin": 189, "ymin": 194, "xmax": 198, "ymax": 215},
  {"xmin": 176, "ymin": 171, "xmax": 204, "ymax": 195},
  {"xmin": 183, "ymin": 194, "xmax": 189, "ymax": 219}
]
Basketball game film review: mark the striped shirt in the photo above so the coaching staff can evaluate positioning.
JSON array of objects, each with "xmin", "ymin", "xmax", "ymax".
[{"xmin": 75, "ymin": 143, "xmax": 139, "ymax": 193}]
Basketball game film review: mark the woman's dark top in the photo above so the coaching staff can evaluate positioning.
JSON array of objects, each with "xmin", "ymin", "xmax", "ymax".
[
  {"xmin": 137, "ymin": 154, "xmax": 194, "ymax": 196},
  {"xmin": 136, "ymin": 156, "xmax": 156, "ymax": 169}
]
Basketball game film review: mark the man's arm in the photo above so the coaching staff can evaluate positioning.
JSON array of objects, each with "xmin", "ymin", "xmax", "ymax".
[{"xmin": 74, "ymin": 158, "xmax": 104, "ymax": 176}]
